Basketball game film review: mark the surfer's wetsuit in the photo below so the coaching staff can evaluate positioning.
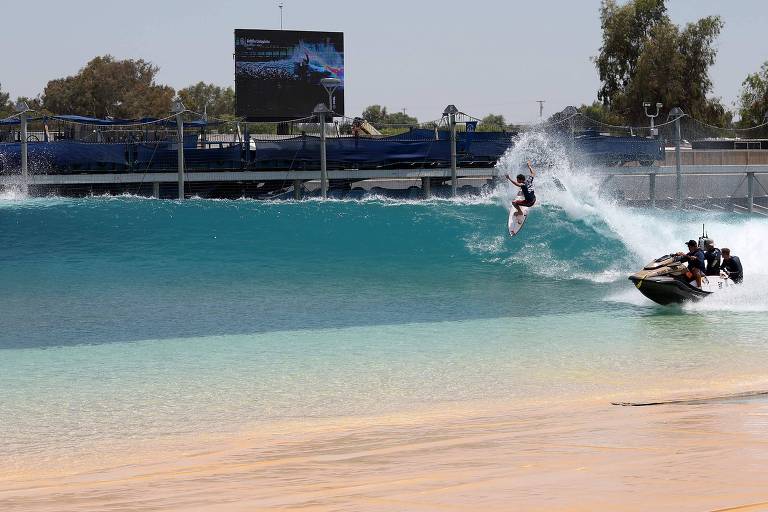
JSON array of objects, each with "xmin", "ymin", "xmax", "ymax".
[{"xmin": 515, "ymin": 176, "xmax": 536, "ymax": 207}]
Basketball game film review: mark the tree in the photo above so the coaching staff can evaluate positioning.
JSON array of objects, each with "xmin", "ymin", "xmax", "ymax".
[
  {"xmin": 362, "ymin": 105, "xmax": 388, "ymax": 125},
  {"xmin": 594, "ymin": 0, "xmax": 727, "ymax": 125},
  {"xmin": 578, "ymin": 102, "xmax": 626, "ymax": 127},
  {"xmin": 478, "ymin": 114, "xmax": 506, "ymax": 131},
  {"xmin": 177, "ymin": 82, "xmax": 235, "ymax": 119},
  {"xmin": 595, "ymin": 0, "xmax": 667, "ymax": 109},
  {"xmin": 0, "ymin": 82, "xmax": 12, "ymax": 118},
  {"xmin": 737, "ymin": 61, "xmax": 768, "ymax": 128},
  {"xmin": 384, "ymin": 111, "xmax": 418, "ymax": 126},
  {"xmin": 42, "ymin": 55, "xmax": 175, "ymax": 118},
  {"xmin": 361, "ymin": 105, "xmax": 418, "ymax": 126}
]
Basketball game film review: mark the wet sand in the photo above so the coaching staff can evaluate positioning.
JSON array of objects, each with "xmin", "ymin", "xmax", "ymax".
[{"xmin": 3, "ymin": 397, "xmax": 768, "ymax": 512}]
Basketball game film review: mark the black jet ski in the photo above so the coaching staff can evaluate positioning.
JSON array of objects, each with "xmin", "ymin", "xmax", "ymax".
[{"xmin": 628, "ymin": 236, "xmax": 735, "ymax": 305}]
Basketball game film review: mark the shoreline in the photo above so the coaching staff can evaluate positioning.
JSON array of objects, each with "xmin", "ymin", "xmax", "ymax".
[{"xmin": 3, "ymin": 395, "xmax": 768, "ymax": 511}]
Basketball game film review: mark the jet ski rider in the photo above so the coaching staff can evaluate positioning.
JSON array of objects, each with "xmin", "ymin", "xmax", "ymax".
[
  {"xmin": 506, "ymin": 160, "xmax": 536, "ymax": 216},
  {"xmin": 703, "ymin": 239, "xmax": 721, "ymax": 276},
  {"xmin": 721, "ymin": 248, "xmax": 743, "ymax": 283},
  {"xmin": 677, "ymin": 240, "xmax": 705, "ymax": 288}
]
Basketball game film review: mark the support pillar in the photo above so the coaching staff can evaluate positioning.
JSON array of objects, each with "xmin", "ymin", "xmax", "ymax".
[
  {"xmin": 649, "ymin": 172, "xmax": 656, "ymax": 208},
  {"xmin": 152, "ymin": 182, "xmax": 160, "ymax": 199},
  {"xmin": 668, "ymin": 108, "xmax": 684, "ymax": 208},
  {"xmin": 19, "ymin": 110, "xmax": 28, "ymax": 192},
  {"xmin": 243, "ymin": 123, "xmax": 250, "ymax": 168},
  {"xmin": 174, "ymin": 108, "xmax": 185, "ymax": 200},
  {"xmin": 747, "ymin": 171, "xmax": 755, "ymax": 214},
  {"xmin": 449, "ymin": 110, "xmax": 457, "ymax": 197},
  {"xmin": 421, "ymin": 176, "xmax": 431, "ymax": 199},
  {"xmin": 293, "ymin": 179, "xmax": 302, "ymax": 200}
]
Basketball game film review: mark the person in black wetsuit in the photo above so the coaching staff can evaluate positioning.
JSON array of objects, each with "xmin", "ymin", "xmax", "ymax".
[
  {"xmin": 703, "ymin": 239, "xmax": 721, "ymax": 276},
  {"xmin": 506, "ymin": 160, "xmax": 536, "ymax": 216},
  {"xmin": 721, "ymin": 248, "xmax": 743, "ymax": 283},
  {"xmin": 677, "ymin": 240, "xmax": 705, "ymax": 288}
]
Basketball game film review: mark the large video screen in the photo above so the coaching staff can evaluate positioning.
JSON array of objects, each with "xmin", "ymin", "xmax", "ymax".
[{"xmin": 235, "ymin": 29, "xmax": 344, "ymax": 121}]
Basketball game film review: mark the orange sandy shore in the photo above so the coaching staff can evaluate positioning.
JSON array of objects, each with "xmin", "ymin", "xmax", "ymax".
[{"xmin": 2, "ymin": 398, "xmax": 768, "ymax": 512}]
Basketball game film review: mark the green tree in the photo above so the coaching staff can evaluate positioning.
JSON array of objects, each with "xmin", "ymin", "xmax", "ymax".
[
  {"xmin": 0, "ymin": 82, "xmax": 12, "ymax": 118},
  {"xmin": 478, "ymin": 114, "xmax": 506, "ymax": 131},
  {"xmin": 737, "ymin": 61, "xmax": 768, "ymax": 128},
  {"xmin": 177, "ymin": 82, "xmax": 235, "ymax": 119},
  {"xmin": 42, "ymin": 55, "xmax": 175, "ymax": 118},
  {"xmin": 594, "ymin": 0, "xmax": 727, "ymax": 125},
  {"xmin": 362, "ymin": 105, "xmax": 388, "ymax": 125},
  {"xmin": 595, "ymin": 0, "xmax": 667, "ymax": 109},
  {"xmin": 384, "ymin": 111, "xmax": 418, "ymax": 126},
  {"xmin": 578, "ymin": 102, "xmax": 626, "ymax": 126},
  {"xmin": 361, "ymin": 105, "xmax": 418, "ymax": 126}
]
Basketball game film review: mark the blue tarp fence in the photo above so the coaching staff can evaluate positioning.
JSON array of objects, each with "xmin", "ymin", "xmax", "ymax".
[{"xmin": 0, "ymin": 131, "xmax": 663, "ymax": 173}]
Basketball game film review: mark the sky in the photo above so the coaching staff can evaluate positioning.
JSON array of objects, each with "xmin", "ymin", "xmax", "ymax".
[{"xmin": 1, "ymin": 0, "xmax": 766, "ymax": 124}]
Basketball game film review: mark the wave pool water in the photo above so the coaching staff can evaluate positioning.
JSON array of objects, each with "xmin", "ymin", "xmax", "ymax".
[{"xmin": 2, "ymin": 141, "xmax": 768, "ymax": 472}]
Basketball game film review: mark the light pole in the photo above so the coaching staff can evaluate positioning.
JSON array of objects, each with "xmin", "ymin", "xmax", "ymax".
[
  {"xmin": 320, "ymin": 77, "xmax": 341, "ymax": 114},
  {"xmin": 172, "ymin": 100, "xmax": 186, "ymax": 200},
  {"xmin": 313, "ymin": 102, "xmax": 332, "ymax": 199},
  {"xmin": 279, "ymin": 4, "xmax": 283, "ymax": 30},
  {"xmin": 643, "ymin": 102, "xmax": 663, "ymax": 136},
  {"xmin": 443, "ymin": 104, "xmax": 459, "ymax": 197}
]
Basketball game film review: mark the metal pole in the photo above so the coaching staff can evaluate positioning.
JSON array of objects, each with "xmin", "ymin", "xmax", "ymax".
[
  {"xmin": 320, "ymin": 111, "xmax": 328, "ymax": 199},
  {"xmin": 649, "ymin": 172, "xmax": 656, "ymax": 208},
  {"xmin": 243, "ymin": 123, "xmax": 250, "ymax": 168},
  {"xmin": 176, "ymin": 113, "xmax": 185, "ymax": 200},
  {"xmin": 450, "ymin": 112, "xmax": 457, "ymax": 197},
  {"xmin": 747, "ymin": 171, "xmax": 755, "ymax": 214},
  {"xmin": 422, "ymin": 176, "xmax": 431, "ymax": 199},
  {"xmin": 20, "ymin": 111, "xmax": 28, "ymax": 190},
  {"xmin": 293, "ymin": 179, "xmax": 302, "ymax": 200},
  {"xmin": 568, "ymin": 116, "xmax": 575, "ymax": 169},
  {"xmin": 674, "ymin": 116, "xmax": 682, "ymax": 208}
]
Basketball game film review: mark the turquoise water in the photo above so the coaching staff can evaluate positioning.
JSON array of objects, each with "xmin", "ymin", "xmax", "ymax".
[{"xmin": 2, "ymin": 184, "xmax": 768, "ymax": 463}]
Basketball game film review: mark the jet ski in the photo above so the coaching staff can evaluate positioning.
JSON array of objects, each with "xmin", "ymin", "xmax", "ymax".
[{"xmin": 628, "ymin": 235, "xmax": 735, "ymax": 305}]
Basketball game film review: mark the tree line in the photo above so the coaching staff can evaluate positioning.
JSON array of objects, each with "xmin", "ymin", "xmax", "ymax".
[
  {"xmin": 0, "ymin": 55, "xmax": 237, "ymax": 121},
  {"xmin": 1, "ymin": 0, "xmax": 767, "ymax": 130}
]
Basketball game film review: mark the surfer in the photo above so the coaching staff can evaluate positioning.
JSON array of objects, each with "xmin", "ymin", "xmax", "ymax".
[{"xmin": 506, "ymin": 160, "xmax": 536, "ymax": 216}]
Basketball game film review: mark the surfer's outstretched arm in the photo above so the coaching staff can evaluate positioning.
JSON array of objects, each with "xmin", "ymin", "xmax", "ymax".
[
  {"xmin": 527, "ymin": 160, "xmax": 536, "ymax": 176},
  {"xmin": 506, "ymin": 175, "xmax": 522, "ymax": 187}
]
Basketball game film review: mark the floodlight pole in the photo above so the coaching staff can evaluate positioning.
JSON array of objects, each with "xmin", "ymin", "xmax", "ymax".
[
  {"xmin": 320, "ymin": 78, "xmax": 341, "ymax": 115},
  {"xmin": 444, "ymin": 105, "xmax": 458, "ymax": 197},
  {"xmin": 172, "ymin": 100, "xmax": 186, "ymax": 200},
  {"xmin": 314, "ymin": 103, "xmax": 331, "ymax": 199}
]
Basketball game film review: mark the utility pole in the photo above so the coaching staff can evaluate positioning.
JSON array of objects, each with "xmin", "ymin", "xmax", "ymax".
[{"xmin": 537, "ymin": 100, "xmax": 545, "ymax": 119}]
